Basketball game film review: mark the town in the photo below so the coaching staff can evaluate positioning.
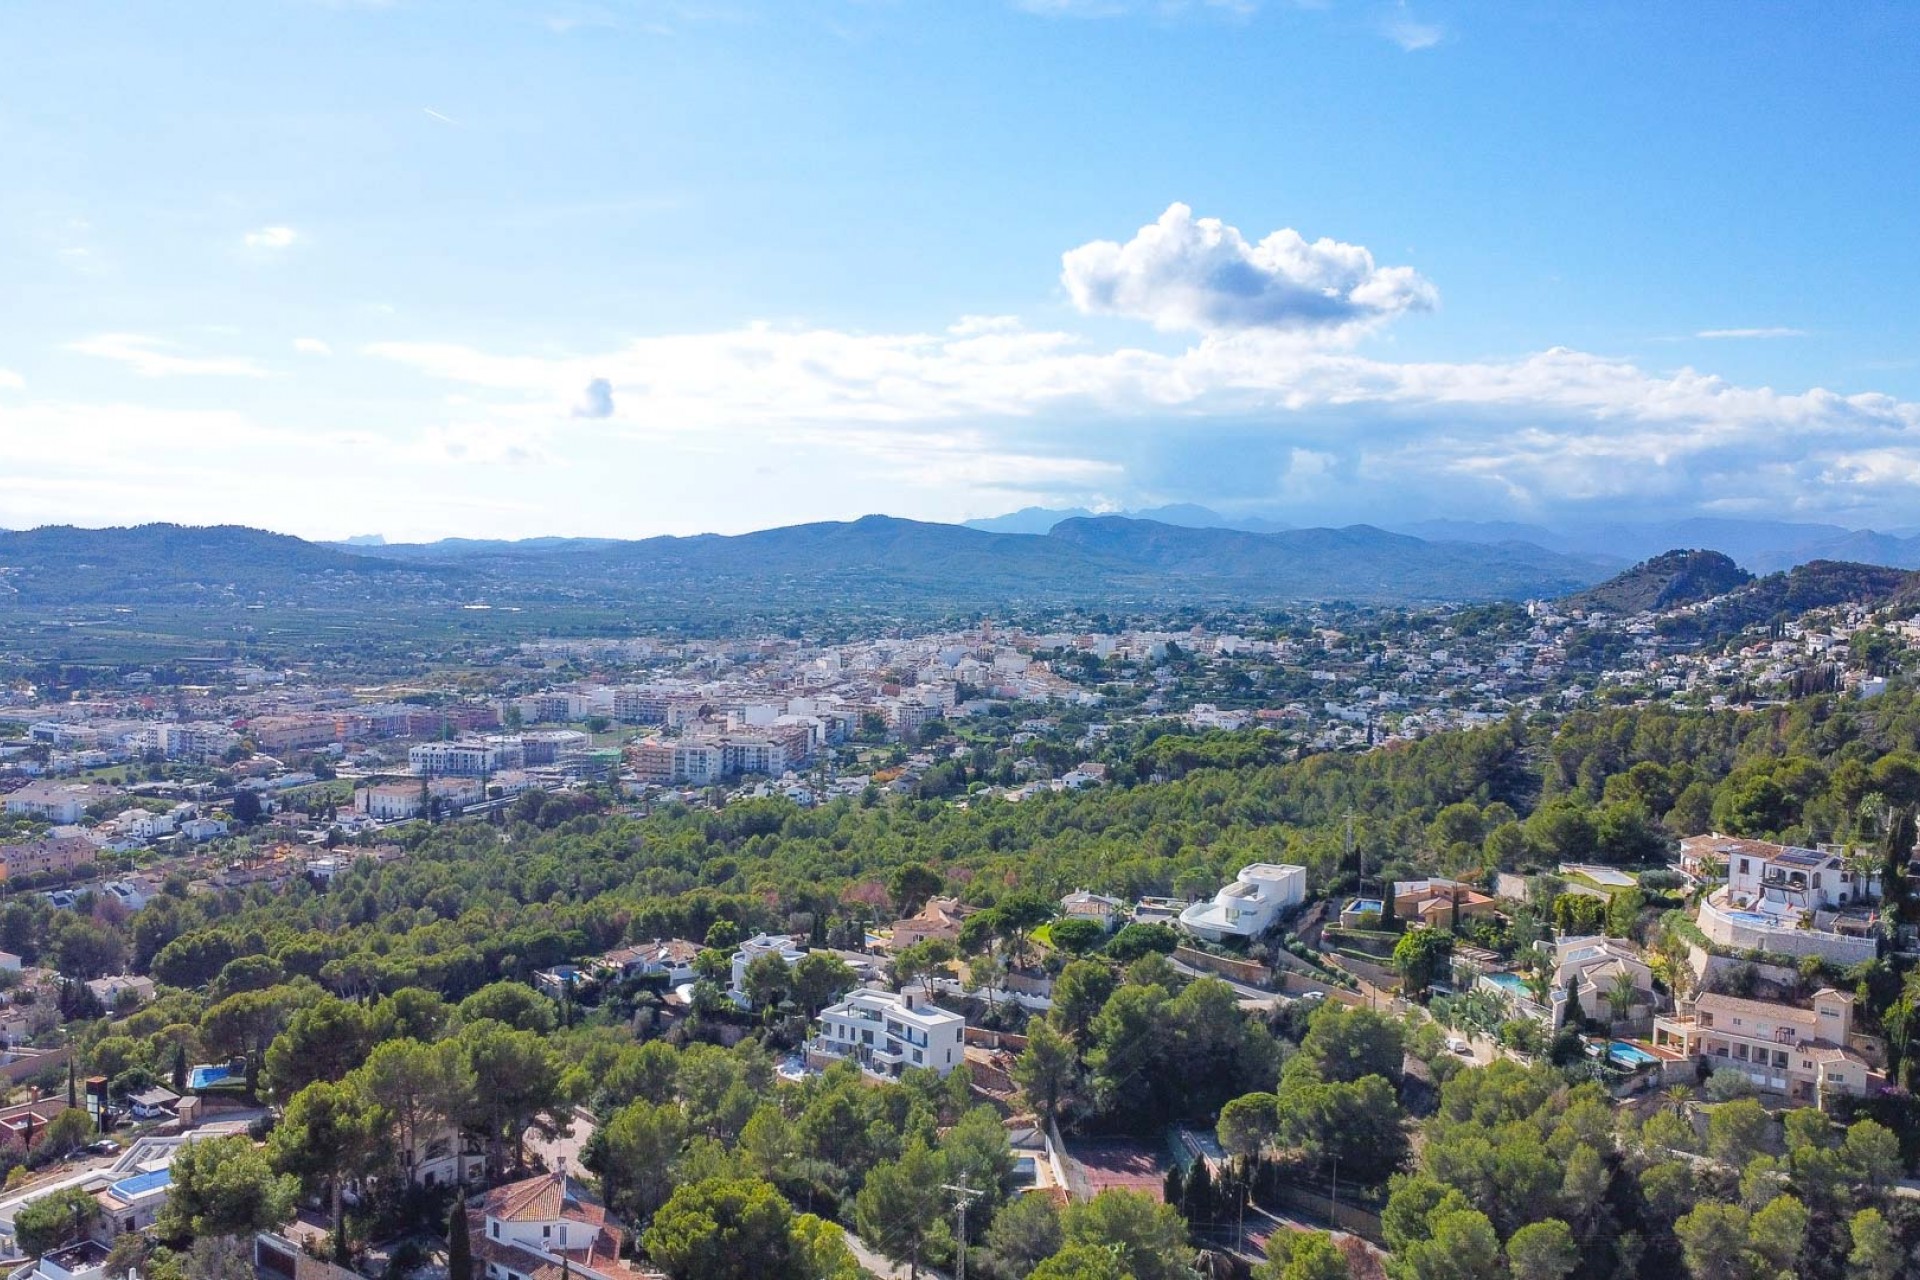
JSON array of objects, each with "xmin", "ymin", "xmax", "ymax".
[{"xmin": 0, "ymin": 555, "xmax": 1913, "ymax": 1280}]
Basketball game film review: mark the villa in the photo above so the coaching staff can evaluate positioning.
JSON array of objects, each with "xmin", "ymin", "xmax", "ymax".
[
  {"xmin": 469, "ymin": 1172, "xmax": 662, "ymax": 1280},
  {"xmin": 1691, "ymin": 836, "xmax": 1881, "ymax": 963},
  {"xmin": 1653, "ymin": 988, "xmax": 1882, "ymax": 1108},
  {"xmin": 1177, "ymin": 864, "xmax": 1306, "ymax": 942},
  {"xmin": 808, "ymin": 986, "xmax": 966, "ymax": 1079},
  {"xmin": 1392, "ymin": 877, "xmax": 1500, "ymax": 930}
]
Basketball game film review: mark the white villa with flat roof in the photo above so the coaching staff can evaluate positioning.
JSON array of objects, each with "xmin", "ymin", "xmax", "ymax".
[
  {"xmin": 810, "ymin": 986, "xmax": 965, "ymax": 1078},
  {"xmin": 1178, "ymin": 863, "xmax": 1306, "ymax": 942}
]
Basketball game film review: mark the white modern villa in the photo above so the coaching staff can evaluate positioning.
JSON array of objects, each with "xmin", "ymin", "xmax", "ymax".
[
  {"xmin": 809, "ymin": 986, "xmax": 966, "ymax": 1078},
  {"xmin": 1178, "ymin": 863, "xmax": 1307, "ymax": 942}
]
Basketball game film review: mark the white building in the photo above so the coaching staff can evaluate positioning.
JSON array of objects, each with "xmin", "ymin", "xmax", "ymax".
[
  {"xmin": 811, "ymin": 987, "xmax": 966, "ymax": 1078},
  {"xmin": 1177, "ymin": 863, "xmax": 1306, "ymax": 941},
  {"xmin": 409, "ymin": 741, "xmax": 497, "ymax": 777},
  {"xmin": 470, "ymin": 1172, "xmax": 649, "ymax": 1280},
  {"xmin": 730, "ymin": 934, "xmax": 806, "ymax": 1005},
  {"xmin": 1724, "ymin": 840, "xmax": 1879, "ymax": 910}
]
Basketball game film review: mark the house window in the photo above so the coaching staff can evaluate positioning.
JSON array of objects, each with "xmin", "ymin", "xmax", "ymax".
[
  {"xmin": 1739, "ymin": 859, "xmax": 1749, "ymax": 875},
  {"xmin": 543, "ymin": 1226, "xmax": 551, "ymax": 1240},
  {"xmin": 491, "ymin": 1224, "xmax": 499, "ymax": 1239}
]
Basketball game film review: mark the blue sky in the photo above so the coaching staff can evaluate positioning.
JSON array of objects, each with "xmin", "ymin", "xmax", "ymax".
[{"xmin": 4, "ymin": 1, "xmax": 1919, "ymax": 540}]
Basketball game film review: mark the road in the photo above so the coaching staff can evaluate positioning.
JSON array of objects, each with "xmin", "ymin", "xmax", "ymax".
[
  {"xmin": 1167, "ymin": 956, "xmax": 1286, "ymax": 1009},
  {"xmin": 839, "ymin": 1227, "xmax": 949, "ymax": 1280}
]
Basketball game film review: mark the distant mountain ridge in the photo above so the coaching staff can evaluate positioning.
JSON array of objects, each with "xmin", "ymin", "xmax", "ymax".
[
  {"xmin": 964, "ymin": 504, "xmax": 1292, "ymax": 535},
  {"xmin": 1564, "ymin": 549, "xmax": 1754, "ymax": 614},
  {"xmin": 0, "ymin": 514, "xmax": 1616, "ymax": 611},
  {"xmin": 1392, "ymin": 517, "xmax": 1920, "ymax": 575}
]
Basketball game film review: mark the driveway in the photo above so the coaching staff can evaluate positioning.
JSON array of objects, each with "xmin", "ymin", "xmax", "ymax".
[{"xmin": 839, "ymin": 1226, "xmax": 949, "ymax": 1280}]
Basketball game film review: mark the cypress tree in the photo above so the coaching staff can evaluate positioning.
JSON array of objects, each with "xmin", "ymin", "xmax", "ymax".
[
  {"xmin": 171, "ymin": 1042, "xmax": 188, "ymax": 1095},
  {"xmin": 446, "ymin": 1199, "xmax": 472, "ymax": 1280},
  {"xmin": 1163, "ymin": 1163, "xmax": 1186, "ymax": 1218},
  {"xmin": 1186, "ymin": 1158, "xmax": 1214, "ymax": 1227}
]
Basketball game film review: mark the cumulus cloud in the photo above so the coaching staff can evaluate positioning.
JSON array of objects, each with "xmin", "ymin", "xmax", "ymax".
[
  {"xmin": 364, "ymin": 319, "xmax": 1920, "ymax": 526},
  {"xmin": 67, "ymin": 334, "xmax": 268, "ymax": 378},
  {"xmin": 293, "ymin": 338, "xmax": 334, "ymax": 356},
  {"xmin": 1695, "ymin": 327, "xmax": 1808, "ymax": 340},
  {"xmin": 244, "ymin": 225, "xmax": 299, "ymax": 250},
  {"xmin": 572, "ymin": 377, "xmax": 615, "ymax": 418},
  {"xmin": 1061, "ymin": 203, "xmax": 1437, "ymax": 336}
]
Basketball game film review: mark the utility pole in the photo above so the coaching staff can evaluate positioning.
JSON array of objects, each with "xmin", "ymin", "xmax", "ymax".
[{"xmin": 942, "ymin": 1179, "xmax": 983, "ymax": 1280}]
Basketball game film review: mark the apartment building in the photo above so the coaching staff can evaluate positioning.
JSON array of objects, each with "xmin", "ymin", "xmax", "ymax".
[
  {"xmin": 409, "ymin": 741, "xmax": 497, "ymax": 777},
  {"xmin": 630, "ymin": 741, "xmax": 722, "ymax": 787},
  {"xmin": 246, "ymin": 715, "xmax": 337, "ymax": 752},
  {"xmin": 0, "ymin": 837, "xmax": 99, "ymax": 881},
  {"xmin": 810, "ymin": 987, "xmax": 966, "ymax": 1079},
  {"xmin": 5, "ymin": 782, "xmax": 115, "ymax": 824},
  {"xmin": 1652, "ymin": 988, "xmax": 1882, "ymax": 1108}
]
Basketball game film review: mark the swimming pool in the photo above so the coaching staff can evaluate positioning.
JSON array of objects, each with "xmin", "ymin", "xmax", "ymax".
[
  {"xmin": 1483, "ymin": 973, "xmax": 1531, "ymax": 997},
  {"xmin": 187, "ymin": 1064, "xmax": 234, "ymax": 1090},
  {"xmin": 1608, "ymin": 1041, "xmax": 1660, "ymax": 1069},
  {"xmin": 1344, "ymin": 899, "xmax": 1384, "ymax": 916},
  {"xmin": 1725, "ymin": 910, "xmax": 1778, "ymax": 927}
]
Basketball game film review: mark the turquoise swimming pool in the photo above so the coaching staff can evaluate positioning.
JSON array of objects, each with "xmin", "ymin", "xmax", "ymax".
[
  {"xmin": 1484, "ymin": 973, "xmax": 1531, "ymax": 997},
  {"xmin": 187, "ymin": 1064, "xmax": 234, "ymax": 1090},
  {"xmin": 1609, "ymin": 1041, "xmax": 1660, "ymax": 1069}
]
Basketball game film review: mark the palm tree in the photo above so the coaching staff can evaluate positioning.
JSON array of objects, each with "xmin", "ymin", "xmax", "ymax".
[
  {"xmin": 1663, "ymin": 1084, "xmax": 1691, "ymax": 1115},
  {"xmin": 1607, "ymin": 970, "xmax": 1639, "ymax": 1025}
]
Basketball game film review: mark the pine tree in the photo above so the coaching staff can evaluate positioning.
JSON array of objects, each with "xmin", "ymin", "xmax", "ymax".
[{"xmin": 446, "ymin": 1198, "xmax": 471, "ymax": 1280}]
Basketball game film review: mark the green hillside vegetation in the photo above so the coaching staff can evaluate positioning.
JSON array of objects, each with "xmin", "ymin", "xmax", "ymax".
[
  {"xmin": 25, "ymin": 688, "xmax": 1920, "ymax": 1280},
  {"xmin": 1564, "ymin": 549, "xmax": 1753, "ymax": 614}
]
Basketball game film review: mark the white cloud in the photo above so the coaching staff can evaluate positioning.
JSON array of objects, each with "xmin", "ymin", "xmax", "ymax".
[
  {"xmin": 293, "ymin": 338, "xmax": 334, "ymax": 356},
  {"xmin": 1382, "ymin": 3, "xmax": 1442, "ymax": 50},
  {"xmin": 1061, "ymin": 203, "xmax": 1436, "ymax": 336},
  {"xmin": 363, "ymin": 317, "xmax": 1920, "ymax": 526},
  {"xmin": 0, "ymin": 369, "xmax": 23, "ymax": 391},
  {"xmin": 1695, "ymin": 327, "xmax": 1808, "ymax": 340},
  {"xmin": 244, "ymin": 225, "xmax": 299, "ymax": 250},
  {"xmin": 67, "ymin": 334, "xmax": 269, "ymax": 378},
  {"xmin": 423, "ymin": 107, "xmax": 457, "ymax": 125}
]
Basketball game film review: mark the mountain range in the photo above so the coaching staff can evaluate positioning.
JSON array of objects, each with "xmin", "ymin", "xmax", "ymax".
[
  {"xmin": 0, "ymin": 516, "xmax": 1614, "ymax": 613},
  {"xmin": 1392, "ymin": 517, "xmax": 1920, "ymax": 575}
]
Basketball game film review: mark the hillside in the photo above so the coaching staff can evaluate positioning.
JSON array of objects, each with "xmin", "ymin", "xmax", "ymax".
[
  {"xmin": 1563, "ymin": 548, "xmax": 1754, "ymax": 613},
  {"xmin": 0, "ymin": 523, "xmax": 427, "ymax": 605},
  {"xmin": 0, "ymin": 516, "xmax": 1616, "ymax": 616},
  {"xmin": 347, "ymin": 515, "xmax": 1613, "ymax": 609}
]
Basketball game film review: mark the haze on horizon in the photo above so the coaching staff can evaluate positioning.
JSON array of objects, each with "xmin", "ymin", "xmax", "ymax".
[{"xmin": 4, "ymin": 2, "xmax": 1919, "ymax": 544}]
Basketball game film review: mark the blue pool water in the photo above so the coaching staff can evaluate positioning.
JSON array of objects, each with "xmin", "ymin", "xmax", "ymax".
[
  {"xmin": 110, "ymin": 1169, "xmax": 172, "ymax": 1199},
  {"xmin": 1344, "ymin": 898, "xmax": 1384, "ymax": 916},
  {"xmin": 1012, "ymin": 1156, "xmax": 1038, "ymax": 1186},
  {"xmin": 1484, "ymin": 973, "xmax": 1531, "ymax": 996},
  {"xmin": 187, "ymin": 1064, "xmax": 234, "ymax": 1090},
  {"xmin": 1609, "ymin": 1041, "xmax": 1660, "ymax": 1069},
  {"xmin": 1726, "ymin": 911, "xmax": 1776, "ymax": 927}
]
